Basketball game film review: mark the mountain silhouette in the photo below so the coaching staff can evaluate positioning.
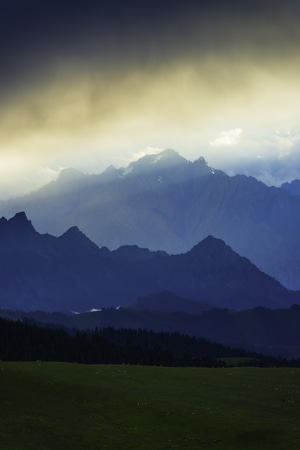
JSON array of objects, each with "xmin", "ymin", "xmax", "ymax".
[
  {"xmin": 0, "ymin": 212, "xmax": 298, "ymax": 312},
  {"xmin": 0, "ymin": 150, "xmax": 300, "ymax": 290}
]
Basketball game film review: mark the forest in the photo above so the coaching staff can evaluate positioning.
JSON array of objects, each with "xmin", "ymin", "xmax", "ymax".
[{"xmin": 1, "ymin": 316, "xmax": 300, "ymax": 368}]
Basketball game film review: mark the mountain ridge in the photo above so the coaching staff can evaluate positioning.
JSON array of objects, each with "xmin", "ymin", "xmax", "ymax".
[
  {"xmin": 0, "ymin": 212, "xmax": 298, "ymax": 313},
  {"xmin": 0, "ymin": 149, "xmax": 300, "ymax": 289}
]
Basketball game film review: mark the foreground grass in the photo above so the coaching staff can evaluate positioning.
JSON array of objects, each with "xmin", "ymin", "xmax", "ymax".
[{"xmin": 0, "ymin": 362, "xmax": 299, "ymax": 449}]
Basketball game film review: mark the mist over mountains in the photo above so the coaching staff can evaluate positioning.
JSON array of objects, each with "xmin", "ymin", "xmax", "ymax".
[{"xmin": 1, "ymin": 149, "xmax": 300, "ymax": 291}]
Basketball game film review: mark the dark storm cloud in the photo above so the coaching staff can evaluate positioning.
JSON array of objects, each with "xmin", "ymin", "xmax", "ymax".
[
  {"xmin": 1, "ymin": 0, "xmax": 300, "ymax": 198},
  {"xmin": 1, "ymin": 0, "xmax": 300, "ymax": 98}
]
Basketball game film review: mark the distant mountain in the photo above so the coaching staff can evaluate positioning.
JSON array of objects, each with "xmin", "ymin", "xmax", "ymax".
[
  {"xmin": 0, "ymin": 149, "xmax": 217, "ymax": 251},
  {"xmin": 0, "ymin": 212, "xmax": 298, "ymax": 312},
  {"xmin": 281, "ymin": 179, "xmax": 300, "ymax": 196},
  {"xmin": 1, "ymin": 150, "xmax": 300, "ymax": 290}
]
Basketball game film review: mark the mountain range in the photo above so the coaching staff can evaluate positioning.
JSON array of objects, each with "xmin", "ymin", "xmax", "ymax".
[
  {"xmin": 1, "ymin": 149, "xmax": 300, "ymax": 290},
  {"xmin": 0, "ymin": 211, "xmax": 299, "ymax": 313}
]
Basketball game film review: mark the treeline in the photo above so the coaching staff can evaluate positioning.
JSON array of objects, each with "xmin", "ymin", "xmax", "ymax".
[
  {"xmin": 1, "ymin": 317, "xmax": 300, "ymax": 367},
  {"xmin": 0, "ymin": 317, "xmax": 224, "ymax": 367}
]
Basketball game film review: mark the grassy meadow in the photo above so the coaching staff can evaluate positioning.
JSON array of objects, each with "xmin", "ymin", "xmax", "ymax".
[{"xmin": 0, "ymin": 362, "xmax": 299, "ymax": 449}]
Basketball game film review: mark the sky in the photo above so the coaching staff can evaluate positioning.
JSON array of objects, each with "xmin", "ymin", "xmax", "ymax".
[{"xmin": 1, "ymin": 0, "xmax": 300, "ymax": 198}]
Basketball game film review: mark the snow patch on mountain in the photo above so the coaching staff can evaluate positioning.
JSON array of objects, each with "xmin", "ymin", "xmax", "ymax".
[{"xmin": 151, "ymin": 154, "xmax": 162, "ymax": 164}]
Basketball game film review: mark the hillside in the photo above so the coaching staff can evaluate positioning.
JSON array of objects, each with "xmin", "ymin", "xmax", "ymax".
[
  {"xmin": 2, "ymin": 303, "xmax": 300, "ymax": 358},
  {"xmin": 69, "ymin": 304, "xmax": 300, "ymax": 358},
  {"xmin": 1, "ymin": 315, "xmax": 299, "ymax": 365}
]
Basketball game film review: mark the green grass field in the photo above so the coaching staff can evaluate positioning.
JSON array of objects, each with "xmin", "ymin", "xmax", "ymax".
[{"xmin": 0, "ymin": 362, "xmax": 299, "ymax": 449}]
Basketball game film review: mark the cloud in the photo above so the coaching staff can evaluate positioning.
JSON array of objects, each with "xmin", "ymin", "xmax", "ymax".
[
  {"xmin": 0, "ymin": 153, "xmax": 61, "ymax": 200},
  {"xmin": 273, "ymin": 129, "xmax": 300, "ymax": 159},
  {"xmin": 1, "ymin": 1, "xmax": 300, "ymax": 197},
  {"xmin": 213, "ymin": 128, "xmax": 300, "ymax": 186},
  {"xmin": 209, "ymin": 129, "xmax": 243, "ymax": 147}
]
